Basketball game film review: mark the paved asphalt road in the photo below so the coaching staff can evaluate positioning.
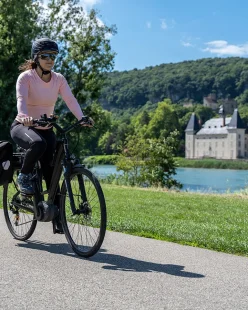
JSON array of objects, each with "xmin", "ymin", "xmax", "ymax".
[{"xmin": 0, "ymin": 209, "xmax": 248, "ymax": 310}]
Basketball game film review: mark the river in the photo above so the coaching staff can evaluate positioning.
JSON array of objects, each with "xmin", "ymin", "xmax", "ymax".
[{"xmin": 90, "ymin": 165, "xmax": 248, "ymax": 194}]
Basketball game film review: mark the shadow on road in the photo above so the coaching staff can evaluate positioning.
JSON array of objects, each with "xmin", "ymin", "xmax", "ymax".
[{"xmin": 17, "ymin": 240, "xmax": 205, "ymax": 278}]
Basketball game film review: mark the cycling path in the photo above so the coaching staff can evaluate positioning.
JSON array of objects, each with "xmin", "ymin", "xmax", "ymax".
[{"xmin": 0, "ymin": 209, "xmax": 247, "ymax": 310}]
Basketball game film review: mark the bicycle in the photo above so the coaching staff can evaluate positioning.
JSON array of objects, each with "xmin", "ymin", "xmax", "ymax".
[{"xmin": 2, "ymin": 114, "xmax": 107, "ymax": 258}]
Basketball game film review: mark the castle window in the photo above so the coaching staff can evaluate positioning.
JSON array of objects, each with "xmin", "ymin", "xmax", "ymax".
[
  {"xmin": 239, "ymin": 134, "xmax": 241, "ymax": 139},
  {"xmin": 238, "ymin": 141, "xmax": 241, "ymax": 147}
]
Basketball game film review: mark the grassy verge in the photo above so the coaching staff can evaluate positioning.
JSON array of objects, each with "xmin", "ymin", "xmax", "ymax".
[
  {"xmin": 102, "ymin": 184, "xmax": 248, "ymax": 256},
  {"xmin": 176, "ymin": 157, "xmax": 248, "ymax": 170},
  {"xmin": 1, "ymin": 184, "xmax": 248, "ymax": 256},
  {"xmin": 83, "ymin": 155, "xmax": 119, "ymax": 165}
]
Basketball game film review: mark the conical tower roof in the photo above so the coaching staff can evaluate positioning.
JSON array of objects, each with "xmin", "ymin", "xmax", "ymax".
[
  {"xmin": 228, "ymin": 109, "xmax": 246, "ymax": 129},
  {"xmin": 185, "ymin": 113, "xmax": 200, "ymax": 132}
]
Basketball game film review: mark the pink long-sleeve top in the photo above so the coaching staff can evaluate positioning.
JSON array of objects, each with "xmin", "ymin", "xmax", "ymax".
[{"xmin": 15, "ymin": 69, "xmax": 84, "ymax": 128}]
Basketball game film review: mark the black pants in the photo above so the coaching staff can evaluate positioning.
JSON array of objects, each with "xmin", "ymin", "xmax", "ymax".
[{"xmin": 10, "ymin": 120, "xmax": 56, "ymax": 189}]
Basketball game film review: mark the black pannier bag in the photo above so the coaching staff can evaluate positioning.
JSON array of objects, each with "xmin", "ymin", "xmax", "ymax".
[{"xmin": 0, "ymin": 141, "xmax": 13, "ymax": 186}]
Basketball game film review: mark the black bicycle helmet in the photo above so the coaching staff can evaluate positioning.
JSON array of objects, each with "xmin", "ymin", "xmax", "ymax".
[
  {"xmin": 31, "ymin": 38, "xmax": 59, "ymax": 59},
  {"xmin": 31, "ymin": 38, "xmax": 59, "ymax": 76}
]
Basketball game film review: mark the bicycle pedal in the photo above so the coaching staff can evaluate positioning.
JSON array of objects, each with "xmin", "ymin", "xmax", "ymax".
[
  {"xmin": 20, "ymin": 192, "xmax": 33, "ymax": 198},
  {"xmin": 52, "ymin": 220, "xmax": 64, "ymax": 234},
  {"xmin": 54, "ymin": 229, "xmax": 64, "ymax": 234}
]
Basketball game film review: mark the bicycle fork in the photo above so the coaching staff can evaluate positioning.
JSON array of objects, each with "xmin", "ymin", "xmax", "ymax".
[{"xmin": 63, "ymin": 164, "xmax": 88, "ymax": 216}]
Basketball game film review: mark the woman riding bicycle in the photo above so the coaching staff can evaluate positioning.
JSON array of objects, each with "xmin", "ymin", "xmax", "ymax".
[{"xmin": 10, "ymin": 37, "xmax": 93, "ymax": 231}]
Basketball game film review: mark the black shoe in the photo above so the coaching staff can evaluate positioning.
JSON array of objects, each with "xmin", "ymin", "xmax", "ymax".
[
  {"xmin": 17, "ymin": 173, "xmax": 34, "ymax": 195},
  {"xmin": 52, "ymin": 217, "xmax": 64, "ymax": 234}
]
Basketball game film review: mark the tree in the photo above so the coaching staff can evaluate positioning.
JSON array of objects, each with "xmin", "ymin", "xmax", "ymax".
[
  {"xmin": 44, "ymin": 0, "xmax": 117, "ymax": 105},
  {"xmin": 67, "ymin": 102, "xmax": 112, "ymax": 157},
  {"xmin": 141, "ymin": 130, "xmax": 182, "ymax": 188},
  {"xmin": 146, "ymin": 99, "xmax": 180, "ymax": 139},
  {"xmin": 139, "ymin": 110, "xmax": 150, "ymax": 126},
  {"xmin": 193, "ymin": 105, "xmax": 215, "ymax": 125},
  {"xmin": 238, "ymin": 104, "xmax": 248, "ymax": 127},
  {"xmin": 236, "ymin": 89, "xmax": 248, "ymax": 105},
  {"xmin": 115, "ymin": 134, "xmax": 146, "ymax": 186},
  {"xmin": 0, "ymin": 0, "xmax": 42, "ymax": 139},
  {"xmin": 41, "ymin": 0, "xmax": 117, "ymax": 155},
  {"xmin": 115, "ymin": 130, "xmax": 182, "ymax": 189}
]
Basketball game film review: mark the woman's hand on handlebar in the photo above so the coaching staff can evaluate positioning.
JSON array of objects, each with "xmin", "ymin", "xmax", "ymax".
[
  {"xmin": 20, "ymin": 116, "xmax": 36, "ymax": 127},
  {"xmin": 80, "ymin": 117, "xmax": 94, "ymax": 127}
]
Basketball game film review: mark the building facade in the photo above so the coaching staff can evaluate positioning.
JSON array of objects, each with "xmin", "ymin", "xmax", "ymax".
[
  {"xmin": 203, "ymin": 94, "xmax": 237, "ymax": 115},
  {"xmin": 185, "ymin": 109, "xmax": 248, "ymax": 159}
]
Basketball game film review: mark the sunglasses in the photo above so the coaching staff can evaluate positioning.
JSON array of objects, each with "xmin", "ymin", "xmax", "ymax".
[{"xmin": 39, "ymin": 53, "xmax": 57, "ymax": 61}]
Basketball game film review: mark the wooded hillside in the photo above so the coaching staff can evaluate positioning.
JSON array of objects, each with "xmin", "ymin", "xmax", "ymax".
[{"xmin": 100, "ymin": 57, "xmax": 248, "ymax": 110}]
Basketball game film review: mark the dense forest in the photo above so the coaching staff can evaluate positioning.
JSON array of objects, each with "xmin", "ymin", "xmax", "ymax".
[{"xmin": 99, "ymin": 57, "xmax": 248, "ymax": 110}]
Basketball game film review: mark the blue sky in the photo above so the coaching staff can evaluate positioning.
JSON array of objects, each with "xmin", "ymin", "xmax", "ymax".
[{"xmin": 44, "ymin": 0, "xmax": 248, "ymax": 71}]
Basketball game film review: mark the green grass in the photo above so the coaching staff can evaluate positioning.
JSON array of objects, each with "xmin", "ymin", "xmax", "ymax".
[
  {"xmin": 102, "ymin": 185, "xmax": 248, "ymax": 256},
  {"xmin": 1, "ymin": 184, "xmax": 248, "ymax": 256},
  {"xmin": 83, "ymin": 155, "xmax": 119, "ymax": 165},
  {"xmin": 176, "ymin": 157, "xmax": 248, "ymax": 170}
]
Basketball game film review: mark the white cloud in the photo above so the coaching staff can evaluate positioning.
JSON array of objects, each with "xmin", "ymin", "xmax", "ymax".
[
  {"xmin": 146, "ymin": 21, "xmax": 151, "ymax": 29},
  {"xmin": 160, "ymin": 19, "xmax": 167, "ymax": 30},
  {"xmin": 181, "ymin": 41, "xmax": 193, "ymax": 47},
  {"xmin": 203, "ymin": 40, "xmax": 248, "ymax": 56},
  {"xmin": 180, "ymin": 35, "xmax": 197, "ymax": 48}
]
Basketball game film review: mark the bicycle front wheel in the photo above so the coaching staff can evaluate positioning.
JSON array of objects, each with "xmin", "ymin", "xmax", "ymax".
[
  {"xmin": 60, "ymin": 167, "xmax": 106, "ymax": 258},
  {"xmin": 3, "ymin": 167, "xmax": 37, "ymax": 241}
]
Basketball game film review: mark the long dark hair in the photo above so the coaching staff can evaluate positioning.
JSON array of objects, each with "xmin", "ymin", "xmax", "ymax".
[{"xmin": 19, "ymin": 59, "xmax": 37, "ymax": 72}]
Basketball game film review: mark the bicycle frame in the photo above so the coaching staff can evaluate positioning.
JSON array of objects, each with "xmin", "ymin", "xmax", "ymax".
[
  {"xmin": 12, "ymin": 116, "xmax": 90, "ymax": 218},
  {"xmin": 41, "ymin": 118, "xmax": 89, "ymax": 215}
]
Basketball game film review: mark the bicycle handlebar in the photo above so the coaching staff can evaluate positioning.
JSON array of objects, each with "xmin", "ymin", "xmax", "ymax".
[{"xmin": 33, "ymin": 114, "xmax": 93, "ymax": 134}]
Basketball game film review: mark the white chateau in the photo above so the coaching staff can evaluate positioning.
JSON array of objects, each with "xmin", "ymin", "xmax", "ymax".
[{"xmin": 185, "ymin": 109, "xmax": 248, "ymax": 159}]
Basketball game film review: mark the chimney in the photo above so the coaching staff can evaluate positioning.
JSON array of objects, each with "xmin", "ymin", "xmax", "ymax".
[
  {"xmin": 219, "ymin": 104, "xmax": 225, "ymax": 127},
  {"xmin": 223, "ymin": 114, "xmax": 225, "ymax": 127}
]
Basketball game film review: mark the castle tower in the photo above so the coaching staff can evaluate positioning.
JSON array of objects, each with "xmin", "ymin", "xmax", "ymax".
[
  {"xmin": 185, "ymin": 113, "xmax": 200, "ymax": 158},
  {"xmin": 227, "ymin": 109, "xmax": 246, "ymax": 158}
]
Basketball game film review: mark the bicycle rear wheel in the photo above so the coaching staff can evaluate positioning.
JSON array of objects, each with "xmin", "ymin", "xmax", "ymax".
[
  {"xmin": 3, "ymin": 167, "xmax": 37, "ymax": 241},
  {"xmin": 60, "ymin": 167, "xmax": 106, "ymax": 258}
]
